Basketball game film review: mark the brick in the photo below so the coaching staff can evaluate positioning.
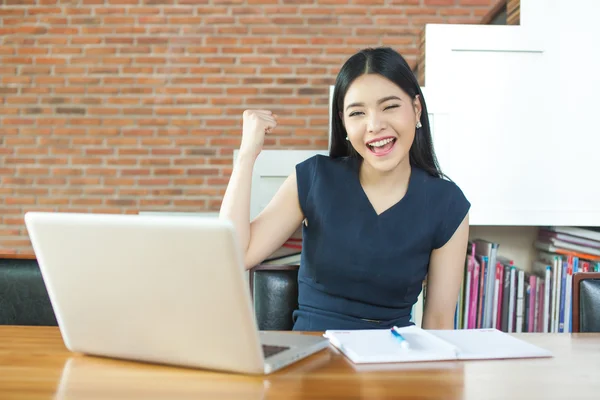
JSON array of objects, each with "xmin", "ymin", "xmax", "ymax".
[
  {"xmin": 3, "ymin": 57, "xmax": 33, "ymax": 65},
  {"xmin": 17, "ymin": 48, "xmax": 47, "ymax": 56},
  {"xmin": 188, "ymin": 168, "xmax": 220, "ymax": 175},
  {"xmin": 440, "ymin": 8, "xmax": 472, "ymax": 15},
  {"xmin": 0, "ymin": 9, "xmax": 25, "ymax": 16},
  {"xmin": 105, "ymin": 199, "xmax": 137, "ymax": 207},
  {"xmin": 103, "ymin": 16, "xmax": 135, "ymax": 24},
  {"xmin": 56, "ymin": 107, "xmax": 86, "ymax": 115},
  {"xmin": 459, "ymin": 0, "xmax": 491, "ymax": 4},
  {"xmin": 154, "ymin": 168, "xmax": 186, "ymax": 176},
  {"xmin": 3, "ymin": 118, "xmax": 35, "ymax": 125},
  {"xmin": 152, "ymin": 148, "xmax": 182, "ymax": 155},
  {"xmin": 376, "ymin": 17, "xmax": 411, "ymax": 25},
  {"xmin": 425, "ymin": 0, "xmax": 455, "ymax": 4},
  {"xmin": 412, "ymin": 16, "xmax": 447, "ymax": 24},
  {"xmin": 127, "ymin": 6, "xmax": 159, "ymax": 14},
  {"xmin": 16, "ymin": 26, "xmax": 48, "ymax": 35},
  {"xmin": 22, "ymin": 88, "xmax": 50, "ymax": 96},
  {"xmin": 48, "ymin": 27, "xmax": 79, "ymax": 35},
  {"xmin": 205, "ymin": 77, "xmax": 239, "ymax": 85},
  {"xmin": 34, "ymin": 178, "xmax": 67, "ymax": 186},
  {"xmin": 176, "ymin": 158, "xmax": 206, "ymax": 166},
  {"xmin": 0, "ymin": 107, "xmax": 19, "ymax": 115},
  {"xmin": 0, "ymin": 87, "xmax": 19, "ymax": 94},
  {"xmin": 137, "ymin": 179, "xmax": 172, "ymax": 186},
  {"xmin": 6, "ymin": 97, "xmax": 38, "ymax": 104},
  {"xmin": 108, "ymin": 158, "xmax": 137, "ymax": 166},
  {"xmin": 73, "ymin": 198, "xmax": 104, "ymax": 206}
]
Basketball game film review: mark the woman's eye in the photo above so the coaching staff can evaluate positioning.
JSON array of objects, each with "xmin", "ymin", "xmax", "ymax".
[{"xmin": 348, "ymin": 105, "xmax": 398, "ymax": 117}]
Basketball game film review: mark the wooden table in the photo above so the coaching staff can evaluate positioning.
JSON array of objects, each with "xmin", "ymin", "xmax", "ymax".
[{"xmin": 1, "ymin": 326, "xmax": 599, "ymax": 399}]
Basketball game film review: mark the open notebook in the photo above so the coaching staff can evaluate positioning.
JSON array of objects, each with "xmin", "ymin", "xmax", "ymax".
[{"xmin": 323, "ymin": 326, "xmax": 553, "ymax": 364}]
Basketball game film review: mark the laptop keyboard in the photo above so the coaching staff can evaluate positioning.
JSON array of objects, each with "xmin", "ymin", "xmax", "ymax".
[{"xmin": 262, "ymin": 344, "xmax": 290, "ymax": 358}]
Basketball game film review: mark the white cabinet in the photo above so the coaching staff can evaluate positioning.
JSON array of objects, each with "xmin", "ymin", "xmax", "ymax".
[{"xmin": 422, "ymin": 0, "xmax": 600, "ymax": 227}]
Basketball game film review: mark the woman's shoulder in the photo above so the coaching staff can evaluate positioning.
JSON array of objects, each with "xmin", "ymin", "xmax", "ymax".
[
  {"xmin": 413, "ymin": 166, "xmax": 467, "ymax": 200},
  {"xmin": 297, "ymin": 153, "xmax": 353, "ymax": 165},
  {"xmin": 413, "ymin": 167, "xmax": 470, "ymax": 248},
  {"xmin": 412, "ymin": 166, "xmax": 471, "ymax": 219},
  {"xmin": 296, "ymin": 154, "xmax": 355, "ymax": 175}
]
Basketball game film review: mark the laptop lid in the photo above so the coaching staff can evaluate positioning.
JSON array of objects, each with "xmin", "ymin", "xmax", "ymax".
[{"xmin": 25, "ymin": 211, "xmax": 267, "ymax": 374}]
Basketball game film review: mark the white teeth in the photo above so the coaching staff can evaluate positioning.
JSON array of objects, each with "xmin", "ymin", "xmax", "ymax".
[{"xmin": 368, "ymin": 138, "xmax": 394, "ymax": 147}]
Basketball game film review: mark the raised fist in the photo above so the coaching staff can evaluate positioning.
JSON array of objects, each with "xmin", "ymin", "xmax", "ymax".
[{"xmin": 239, "ymin": 109, "xmax": 278, "ymax": 159}]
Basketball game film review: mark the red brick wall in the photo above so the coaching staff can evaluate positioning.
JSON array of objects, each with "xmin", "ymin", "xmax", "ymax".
[{"xmin": 0, "ymin": 0, "xmax": 496, "ymax": 255}]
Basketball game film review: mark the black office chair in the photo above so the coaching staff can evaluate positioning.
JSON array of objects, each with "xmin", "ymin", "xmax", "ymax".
[
  {"xmin": 1, "ymin": 254, "xmax": 298, "ymax": 330},
  {"xmin": 248, "ymin": 264, "xmax": 300, "ymax": 331},
  {"xmin": 572, "ymin": 272, "xmax": 600, "ymax": 332},
  {"xmin": 0, "ymin": 257, "xmax": 58, "ymax": 326}
]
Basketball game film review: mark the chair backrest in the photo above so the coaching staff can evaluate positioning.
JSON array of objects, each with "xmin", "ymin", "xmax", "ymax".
[
  {"xmin": 0, "ymin": 256, "xmax": 58, "ymax": 326},
  {"xmin": 249, "ymin": 264, "xmax": 299, "ymax": 331},
  {"xmin": 572, "ymin": 272, "xmax": 600, "ymax": 333}
]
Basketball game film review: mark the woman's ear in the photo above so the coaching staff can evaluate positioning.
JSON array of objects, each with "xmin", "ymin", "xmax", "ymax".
[
  {"xmin": 338, "ymin": 111, "xmax": 345, "ymax": 127},
  {"xmin": 413, "ymin": 95, "xmax": 422, "ymax": 121}
]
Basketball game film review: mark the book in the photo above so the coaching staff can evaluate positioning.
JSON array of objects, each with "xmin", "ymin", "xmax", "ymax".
[
  {"xmin": 473, "ymin": 239, "xmax": 499, "ymax": 329},
  {"xmin": 539, "ymin": 228, "xmax": 600, "ymax": 249},
  {"xmin": 546, "ymin": 226, "xmax": 600, "ymax": 242},
  {"xmin": 323, "ymin": 326, "xmax": 552, "ymax": 364}
]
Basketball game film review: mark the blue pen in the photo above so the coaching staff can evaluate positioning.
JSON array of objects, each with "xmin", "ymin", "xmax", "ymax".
[{"xmin": 390, "ymin": 327, "xmax": 410, "ymax": 349}]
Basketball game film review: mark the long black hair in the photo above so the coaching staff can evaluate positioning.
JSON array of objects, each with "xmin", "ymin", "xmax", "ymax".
[{"xmin": 329, "ymin": 47, "xmax": 445, "ymax": 179}]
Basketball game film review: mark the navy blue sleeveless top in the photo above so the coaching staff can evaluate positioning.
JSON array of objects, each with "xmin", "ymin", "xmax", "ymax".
[{"xmin": 292, "ymin": 155, "xmax": 470, "ymax": 331}]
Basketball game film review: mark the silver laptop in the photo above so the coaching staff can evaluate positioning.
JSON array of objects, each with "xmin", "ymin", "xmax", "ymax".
[{"xmin": 24, "ymin": 211, "xmax": 328, "ymax": 375}]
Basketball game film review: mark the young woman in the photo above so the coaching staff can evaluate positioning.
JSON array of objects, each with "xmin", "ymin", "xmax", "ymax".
[{"xmin": 220, "ymin": 47, "xmax": 470, "ymax": 331}]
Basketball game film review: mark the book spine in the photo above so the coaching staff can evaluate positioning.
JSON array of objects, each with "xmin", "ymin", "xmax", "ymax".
[
  {"xmin": 529, "ymin": 275, "xmax": 536, "ymax": 332},
  {"xmin": 516, "ymin": 269, "xmax": 524, "ymax": 333},
  {"xmin": 463, "ymin": 259, "xmax": 472, "ymax": 329},
  {"xmin": 469, "ymin": 259, "xmax": 480, "ymax": 329},
  {"xmin": 508, "ymin": 266, "xmax": 516, "ymax": 333},
  {"xmin": 569, "ymin": 256, "xmax": 575, "ymax": 331},
  {"xmin": 558, "ymin": 260, "xmax": 567, "ymax": 333},
  {"xmin": 496, "ymin": 263, "xmax": 504, "ymax": 330},
  {"xmin": 492, "ymin": 263, "xmax": 500, "ymax": 329},
  {"xmin": 523, "ymin": 274, "xmax": 530, "ymax": 332},
  {"xmin": 544, "ymin": 265, "xmax": 551, "ymax": 333},
  {"xmin": 552, "ymin": 256, "xmax": 562, "ymax": 333},
  {"xmin": 501, "ymin": 264, "xmax": 511, "ymax": 332},
  {"xmin": 477, "ymin": 256, "xmax": 488, "ymax": 329},
  {"xmin": 537, "ymin": 280, "xmax": 545, "ymax": 332},
  {"xmin": 485, "ymin": 245, "xmax": 499, "ymax": 328}
]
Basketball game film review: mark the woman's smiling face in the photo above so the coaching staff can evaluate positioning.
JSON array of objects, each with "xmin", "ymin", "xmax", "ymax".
[{"xmin": 342, "ymin": 73, "xmax": 422, "ymax": 173}]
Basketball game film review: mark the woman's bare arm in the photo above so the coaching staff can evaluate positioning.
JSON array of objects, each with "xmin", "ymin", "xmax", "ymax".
[
  {"xmin": 421, "ymin": 213, "xmax": 470, "ymax": 329},
  {"xmin": 219, "ymin": 154, "xmax": 304, "ymax": 270},
  {"xmin": 219, "ymin": 109, "xmax": 304, "ymax": 269},
  {"xmin": 219, "ymin": 152, "xmax": 256, "ymax": 262},
  {"xmin": 245, "ymin": 171, "xmax": 304, "ymax": 269}
]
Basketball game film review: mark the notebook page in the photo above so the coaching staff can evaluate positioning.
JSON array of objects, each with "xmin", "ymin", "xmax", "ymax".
[
  {"xmin": 429, "ymin": 329, "xmax": 553, "ymax": 360},
  {"xmin": 324, "ymin": 327, "xmax": 458, "ymax": 364}
]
